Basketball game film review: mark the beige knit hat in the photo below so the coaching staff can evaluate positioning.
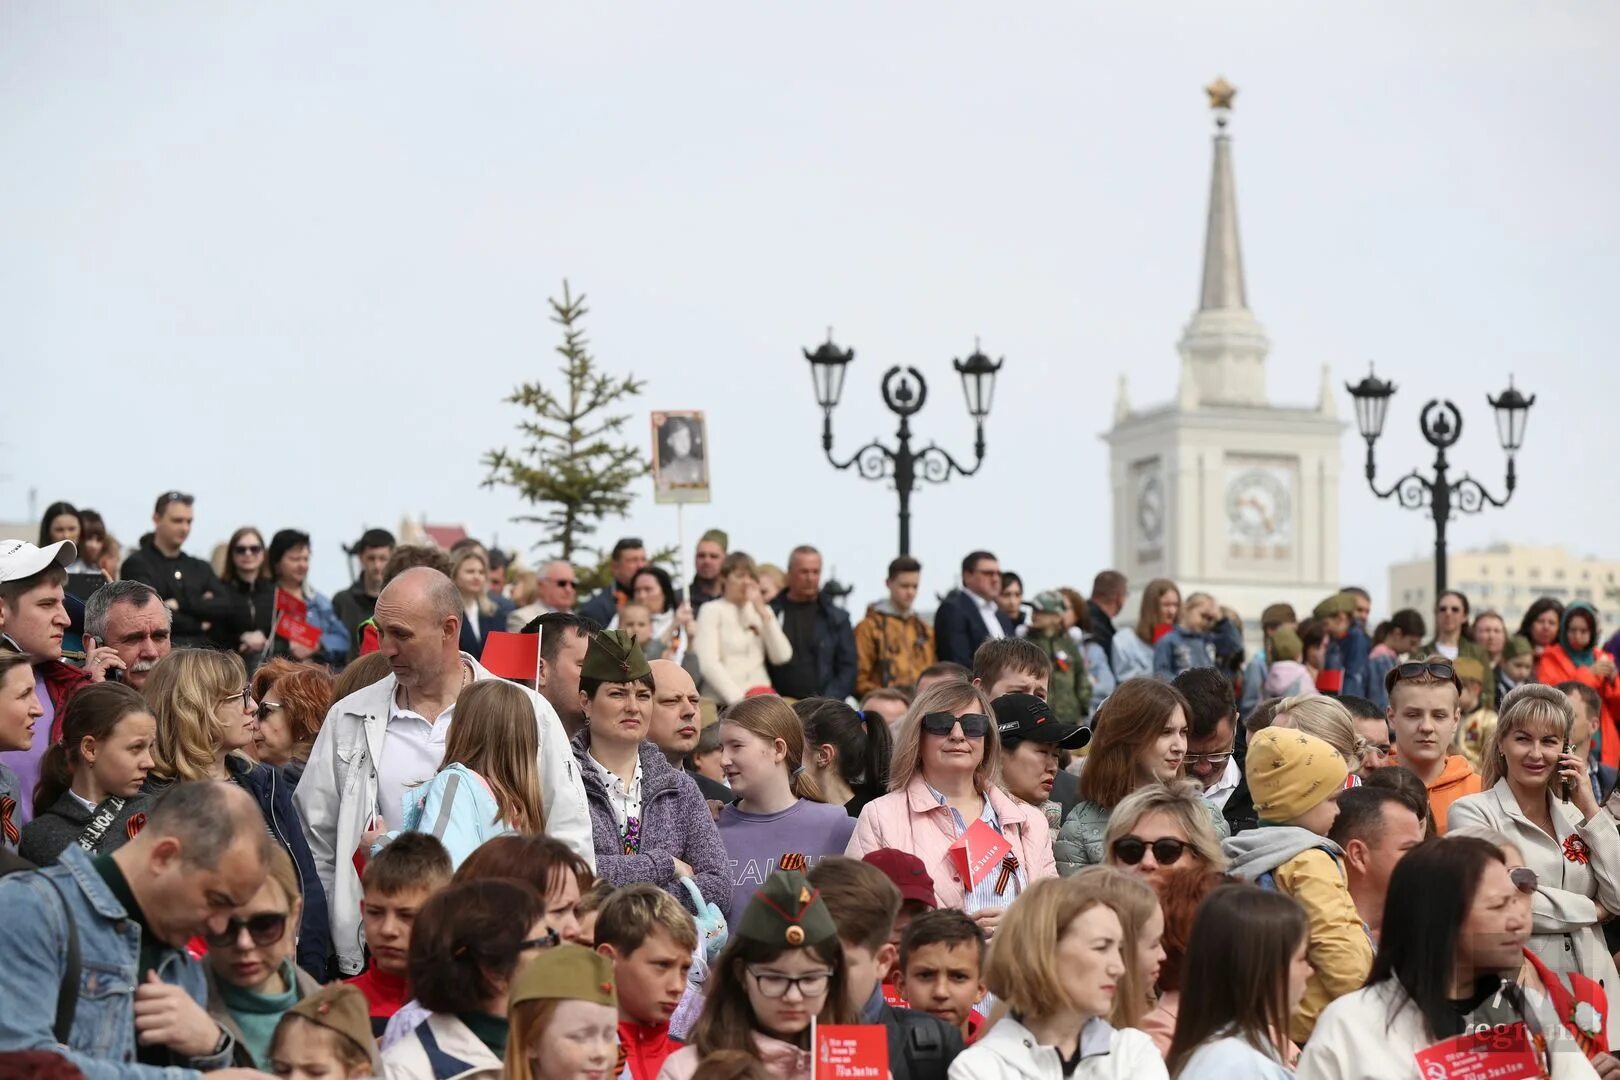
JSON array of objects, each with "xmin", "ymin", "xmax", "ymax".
[{"xmin": 1247, "ymin": 727, "xmax": 1349, "ymax": 823}]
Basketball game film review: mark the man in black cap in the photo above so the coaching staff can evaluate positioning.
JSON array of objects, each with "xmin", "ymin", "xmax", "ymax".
[
  {"xmin": 993, "ymin": 693, "xmax": 1090, "ymax": 829},
  {"xmin": 334, "ymin": 527, "xmax": 396, "ymax": 648}
]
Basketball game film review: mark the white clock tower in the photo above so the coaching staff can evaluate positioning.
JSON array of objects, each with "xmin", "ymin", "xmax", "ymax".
[{"xmin": 1105, "ymin": 79, "xmax": 1344, "ymax": 632}]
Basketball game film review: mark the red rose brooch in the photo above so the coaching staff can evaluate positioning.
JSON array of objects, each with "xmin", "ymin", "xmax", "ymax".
[{"xmin": 1563, "ymin": 835, "xmax": 1591, "ymax": 866}]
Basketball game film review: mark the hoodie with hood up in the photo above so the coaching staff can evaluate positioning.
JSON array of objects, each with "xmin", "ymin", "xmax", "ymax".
[
  {"xmin": 1223, "ymin": 826, "xmax": 1372, "ymax": 1044},
  {"xmin": 854, "ymin": 599, "xmax": 936, "ymax": 698}
]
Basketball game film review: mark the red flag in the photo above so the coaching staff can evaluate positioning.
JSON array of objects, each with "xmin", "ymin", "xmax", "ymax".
[{"xmin": 481, "ymin": 632, "xmax": 540, "ymax": 683}]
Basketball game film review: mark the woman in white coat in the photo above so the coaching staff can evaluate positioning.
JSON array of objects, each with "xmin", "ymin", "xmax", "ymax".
[
  {"xmin": 947, "ymin": 876, "xmax": 1167, "ymax": 1080},
  {"xmin": 691, "ymin": 551, "xmax": 791, "ymax": 706},
  {"xmin": 1446, "ymin": 684, "xmax": 1620, "ymax": 1040},
  {"xmin": 1299, "ymin": 835, "xmax": 1599, "ymax": 1079}
]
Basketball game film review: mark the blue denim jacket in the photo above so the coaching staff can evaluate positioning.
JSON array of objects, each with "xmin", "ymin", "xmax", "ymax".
[{"xmin": 0, "ymin": 845, "xmax": 234, "ymax": 1079}]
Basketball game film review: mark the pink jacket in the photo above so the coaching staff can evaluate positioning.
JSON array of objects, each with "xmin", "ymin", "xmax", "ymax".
[
  {"xmin": 844, "ymin": 777, "xmax": 1057, "ymax": 909},
  {"xmin": 656, "ymin": 1033, "xmax": 811, "ymax": 1080}
]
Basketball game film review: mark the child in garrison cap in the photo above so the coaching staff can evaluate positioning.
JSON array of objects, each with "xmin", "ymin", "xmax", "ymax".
[
  {"xmin": 1221, "ymin": 727, "xmax": 1373, "ymax": 1045},
  {"xmin": 656, "ymin": 870, "xmax": 860, "ymax": 1080},
  {"xmin": 505, "ymin": 944, "xmax": 621, "ymax": 1080},
  {"xmin": 269, "ymin": 984, "xmax": 382, "ymax": 1079}
]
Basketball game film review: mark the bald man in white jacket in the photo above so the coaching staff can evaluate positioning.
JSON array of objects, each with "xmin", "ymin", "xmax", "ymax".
[{"xmin": 294, "ymin": 568, "xmax": 594, "ymax": 975}]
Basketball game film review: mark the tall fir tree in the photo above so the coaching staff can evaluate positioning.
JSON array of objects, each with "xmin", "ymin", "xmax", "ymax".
[{"xmin": 482, "ymin": 281, "xmax": 649, "ymax": 565}]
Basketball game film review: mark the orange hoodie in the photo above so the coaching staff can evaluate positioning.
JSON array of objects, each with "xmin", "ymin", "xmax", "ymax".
[{"xmin": 1425, "ymin": 754, "xmax": 1483, "ymax": 835}]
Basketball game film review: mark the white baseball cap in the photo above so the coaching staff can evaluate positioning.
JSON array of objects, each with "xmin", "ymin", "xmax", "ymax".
[{"xmin": 0, "ymin": 539, "xmax": 77, "ymax": 583}]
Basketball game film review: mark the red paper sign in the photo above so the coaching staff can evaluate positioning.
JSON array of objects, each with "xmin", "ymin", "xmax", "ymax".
[
  {"xmin": 947, "ymin": 819, "xmax": 1012, "ymax": 891},
  {"xmin": 276, "ymin": 614, "xmax": 323, "ymax": 652},
  {"xmin": 814, "ymin": 1024, "xmax": 888, "ymax": 1080},
  {"xmin": 1316, "ymin": 669, "xmax": 1345, "ymax": 694},
  {"xmin": 1411, "ymin": 1024, "xmax": 1543, "ymax": 1080},
  {"xmin": 881, "ymin": 980, "xmax": 908, "ymax": 1008},
  {"xmin": 276, "ymin": 589, "xmax": 309, "ymax": 623}
]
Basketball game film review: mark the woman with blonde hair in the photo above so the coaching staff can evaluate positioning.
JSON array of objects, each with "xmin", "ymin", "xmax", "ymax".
[
  {"xmin": 142, "ymin": 648, "xmax": 331, "ymax": 977},
  {"xmin": 1103, "ymin": 781, "xmax": 1229, "ymax": 887},
  {"xmin": 848, "ymin": 680, "xmax": 1056, "ymax": 933},
  {"xmin": 1072, "ymin": 866, "xmax": 1166, "ymax": 1031},
  {"xmin": 946, "ymin": 875, "xmax": 1168, "ymax": 1080},
  {"xmin": 450, "ymin": 545, "xmax": 500, "ymax": 659},
  {"xmin": 716, "ymin": 695, "xmax": 853, "ymax": 922},
  {"xmin": 1448, "ymin": 683, "xmax": 1620, "ymax": 1030},
  {"xmin": 1111, "ymin": 579, "xmax": 1180, "ymax": 682},
  {"xmin": 692, "ymin": 552, "xmax": 792, "ymax": 705},
  {"xmin": 1057, "ymin": 679, "xmax": 1225, "ymax": 874},
  {"xmin": 369, "ymin": 679, "xmax": 545, "ymax": 869},
  {"xmin": 1273, "ymin": 693, "xmax": 1366, "ymax": 777}
]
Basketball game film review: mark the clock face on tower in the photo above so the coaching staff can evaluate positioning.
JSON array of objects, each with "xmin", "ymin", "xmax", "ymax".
[
  {"xmin": 1137, "ymin": 475, "xmax": 1164, "ymax": 543},
  {"xmin": 1225, "ymin": 465, "xmax": 1294, "ymax": 559}
]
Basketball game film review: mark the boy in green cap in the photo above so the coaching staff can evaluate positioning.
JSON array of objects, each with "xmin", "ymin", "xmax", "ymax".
[
  {"xmin": 1022, "ymin": 591, "xmax": 1091, "ymax": 724},
  {"xmin": 1315, "ymin": 591, "xmax": 1371, "ymax": 697}
]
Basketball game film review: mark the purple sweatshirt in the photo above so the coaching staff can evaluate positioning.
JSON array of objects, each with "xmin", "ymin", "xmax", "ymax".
[
  {"xmin": 718, "ymin": 798, "xmax": 857, "ymax": 925},
  {"xmin": 572, "ymin": 737, "xmax": 731, "ymax": 915}
]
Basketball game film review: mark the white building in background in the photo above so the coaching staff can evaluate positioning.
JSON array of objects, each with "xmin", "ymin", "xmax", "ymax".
[
  {"xmin": 1105, "ymin": 80, "xmax": 1344, "ymax": 634},
  {"xmin": 1388, "ymin": 544, "xmax": 1620, "ymax": 634}
]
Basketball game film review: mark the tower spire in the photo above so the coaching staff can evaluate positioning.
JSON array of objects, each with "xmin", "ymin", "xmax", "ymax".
[{"xmin": 1176, "ymin": 76, "xmax": 1270, "ymax": 409}]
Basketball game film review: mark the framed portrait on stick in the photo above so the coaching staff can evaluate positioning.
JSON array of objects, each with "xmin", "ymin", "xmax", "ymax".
[{"xmin": 651, "ymin": 410, "xmax": 711, "ymax": 505}]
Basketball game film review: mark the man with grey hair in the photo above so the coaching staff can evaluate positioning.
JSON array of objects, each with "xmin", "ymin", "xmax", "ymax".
[
  {"xmin": 767, "ymin": 544, "xmax": 856, "ymax": 701},
  {"xmin": 295, "ymin": 566, "xmax": 593, "ymax": 975},
  {"xmin": 83, "ymin": 580, "xmax": 172, "ymax": 692},
  {"xmin": 0, "ymin": 781, "xmax": 273, "ymax": 1077}
]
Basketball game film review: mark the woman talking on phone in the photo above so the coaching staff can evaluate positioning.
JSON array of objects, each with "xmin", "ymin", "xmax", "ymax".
[{"xmin": 1447, "ymin": 684, "xmax": 1620, "ymax": 1034}]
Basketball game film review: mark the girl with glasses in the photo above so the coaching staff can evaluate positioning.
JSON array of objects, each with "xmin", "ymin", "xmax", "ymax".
[
  {"xmin": 141, "ymin": 649, "xmax": 331, "ymax": 979},
  {"xmin": 950, "ymin": 875, "xmax": 1168, "ymax": 1080},
  {"xmin": 1057, "ymin": 679, "xmax": 1225, "ymax": 874},
  {"xmin": 1102, "ymin": 781, "xmax": 1228, "ymax": 889},
  {"xmin": 381, "ymin": 879, "xmax": 555, "ymax": 1079},
  {"xmin": 714, "ymin": 696, "xmax": 854, "ymax": 925},
  {"xmin": 214, "ymin": 526, "xmax": 276, "ymax": 669},
  {"xmin": 1448, "ymin": 684, "xmax": 1620, "ymax": 1041},
  {"xmin": 659, "ymin": 870, "xmax": 857, "ymax": 1080},
  {"xmin": 1165, "ymin": 884, "xmax": 1311, "ymax": 1079},
  {"xmin": 847, "ymin": 680, "xmax": 1056, "ymax": 935},
  {"xmin": 203, "ymin": 846, "xmax": 319, "ymax": 1070}
]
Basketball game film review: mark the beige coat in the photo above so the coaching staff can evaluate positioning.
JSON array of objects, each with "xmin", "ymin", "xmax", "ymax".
[
  {"xmin": 1448, "ymin": 779, "xmax": 1620, "ymax": 1048},
  {"xmin": 692, "ymin": 597, "xmax": 791, "ymax": 705}
]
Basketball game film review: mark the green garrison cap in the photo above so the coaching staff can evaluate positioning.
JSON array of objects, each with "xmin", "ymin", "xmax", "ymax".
[
  {"xmin": 736, "ymin": 870, "xmax": 838, "ymax": 948},
  {"xmin": 581, "ymin": 629, "xmax": 651, "ymax": 683}
]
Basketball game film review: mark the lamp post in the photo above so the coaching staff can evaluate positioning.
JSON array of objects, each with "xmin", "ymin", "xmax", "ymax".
[
  {"xmin": 804, "ymin": 333, "xmax": 1002, "ymax": 557},
  {"xmin": 1345, "ymin": 366, "xmax": 1535, "ymax": 599}
]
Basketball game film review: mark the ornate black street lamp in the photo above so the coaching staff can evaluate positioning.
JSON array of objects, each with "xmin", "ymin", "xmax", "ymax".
[
  {"xmin": 805, "ymin": 333, "xmax": 1002, "ymax": 557},
  {"xmin": 1346, "ymin": 365, "xmax": 1535, "ymax": 598}
]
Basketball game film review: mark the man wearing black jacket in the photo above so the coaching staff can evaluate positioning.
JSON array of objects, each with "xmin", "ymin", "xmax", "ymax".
[
  {"xmin": 1085, "ymin": 569, "xmax": 1128, "ymax": 670},
  {"xmin": 119, "ymin": 491, "xmax": 227, "ymax": 650},
  {"xmin": 1173, "ymin": 666, "xmax": 1257, "ymax": 836}
]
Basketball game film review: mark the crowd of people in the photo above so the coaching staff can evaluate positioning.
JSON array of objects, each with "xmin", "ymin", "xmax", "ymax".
[{"xmin": 2, "ymin": 492, "xmax": 1620, "ymax": 1078}]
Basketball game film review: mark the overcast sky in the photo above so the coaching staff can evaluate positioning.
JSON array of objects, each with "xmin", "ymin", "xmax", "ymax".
[{"xmin": 3, "ymin": 3, "xmax": 1616, "ymax": 615}]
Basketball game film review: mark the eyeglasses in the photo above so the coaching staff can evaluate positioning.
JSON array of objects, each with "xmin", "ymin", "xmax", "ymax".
[
  {"xmin": 1111, "ymin": 836, "xmax": 1191, "ymax": 867},
  {"xmin": 921, "ymin": 712, "xmax": 991, "ymax": 739},
  {"xmin": 254, "ymin": 701, "xmax": 282, "ymax": 723},
  {"xmin": 1437, "ymin": 604, "xmax": 1465, "ymax": 615},
  {"xmin": 232, "ymin": 544, "xmax": 263, "ymax": 555},
  {"xmin": 745, "ymin": 967, "xmax": 833, "ymax": 999},
  {"xmin": 205, "ymin": 912, "xmax": 288, "ymax": 948},
  {"xmin": 1509, "ymin": 866, "xmax": 1538, "ymax": 894},
  {"xmin": 221, "ymin": 687, "xmax": 253, "ymax": 712},
  {"xmin": 548, "ymin": 578, "xmax": 578, "ymax": 589},
  {"xmin": 1183, "ymin": 748, "xmax": 1234, "ymax": 769},
  {"xmin": 518, "ymin": 929, "xmax": 561, "ymax": 952}
]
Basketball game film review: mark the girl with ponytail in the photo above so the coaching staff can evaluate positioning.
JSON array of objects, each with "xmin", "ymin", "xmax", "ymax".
[
  {"xmin": 714, "ymin": 696, "xmax": 857, "ymax": 925},
  {"xmin": 19, "ymin": 682, "xmax": 156, "ymax": 865},
  {"xmin": 794, "ymin": 697, "xmax": 893, "ymax": 817}
]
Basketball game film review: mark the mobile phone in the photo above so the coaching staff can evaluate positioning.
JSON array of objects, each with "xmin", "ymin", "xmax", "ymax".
[
  {"xmin": 1562, "ymin": 742, "xmax": 1575, "ymax": 802},
  {"xmin": 107, "ymin": 666, "xmax": 124, "ymax": 684}
]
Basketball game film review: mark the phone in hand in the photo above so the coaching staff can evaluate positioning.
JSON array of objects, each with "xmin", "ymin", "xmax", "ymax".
[{"xmin": 1562, "ymin": 742, "xmax": 1576, "ymax": 802}]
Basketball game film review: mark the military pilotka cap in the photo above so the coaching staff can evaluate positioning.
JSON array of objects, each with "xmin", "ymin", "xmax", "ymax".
[
  {"xmin": 510, "ymin": 943, "xmax": 617, "ymax": 1008},
  {"xmin": 1031, "ymin": 590, "xmax": 1067, "ymax": 615},
  {"xmin": 737, "ymin": 870, "xmax": 838, "ymax": 948},
  {"xmin": 993, "ymin": 693, "xmax": 1091, "ymax": 750},
  {"xmin": 1503, "ymin": 634, "xmax": 1534, "ymax": 661},
  {"xmin": 700, "ymin": 528, "xmax": 730, "ymax": 550},
  {"xmin": 1313, "ymin": 592, "xmax": 1357, "ymax": 620},
  {"xmin": 283, "ymin": 985, "xmax": 381, "ymax": 1074},
  {"xmin": 581, "ymin": 629, "xmax": 651, "ymax": 683}
]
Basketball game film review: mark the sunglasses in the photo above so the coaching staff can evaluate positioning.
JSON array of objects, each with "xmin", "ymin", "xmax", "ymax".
[
  {"xmin": 519, "ymin": 928, "xmax": 561, "ymax": 952},
  {"xmin": 921, "ymin": 712, "xmax": 991, "ymax": 739},
  {"xmin": 1393, "ymin": 660, "xmax": 1457, "ymax": 684},
  {"xmin": 254, "ymin": 701, "xmax": 282, "ymax": 723},
  {"xmin": 233, "ymin": 544, "xmax": 264, "ymax": 555},
  {"xmin": 1509, "ymin": 866, "xmax": 1538, "ymax": 894},
  {"xmin": 205, "ymin": 911, "xmax": 287, "ymax": 948},
  {"xmin": 1111, "ymin": 836, "xmax": 1190, "ymax": 867},
  {"xmin": 548, "ymin": 578, "xmax": 578, "ymax": 589}
]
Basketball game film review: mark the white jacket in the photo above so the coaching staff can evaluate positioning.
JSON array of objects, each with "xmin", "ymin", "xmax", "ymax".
[
  {"xmin": 380, "ymin": 1012, "xmax": 502, "ymax": 1080},
  {"xmin": 294, "ymin": 653, "xmax": 594, "ymax": 974},
  {"xmin": 1176, "ymin": 1036, "xmax": 1292, "ymax": 1080},
  {"xmin": 1298, "ymin": 979, "xmax": 1599, "ymax": 1080},
  {"xmin": 692, "ymin": 598, "xmax": 791, "ymax": 705},
  {"xmin": 947, "ymin": 1016, "xmax": 1166, "ymax": 1080}
]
